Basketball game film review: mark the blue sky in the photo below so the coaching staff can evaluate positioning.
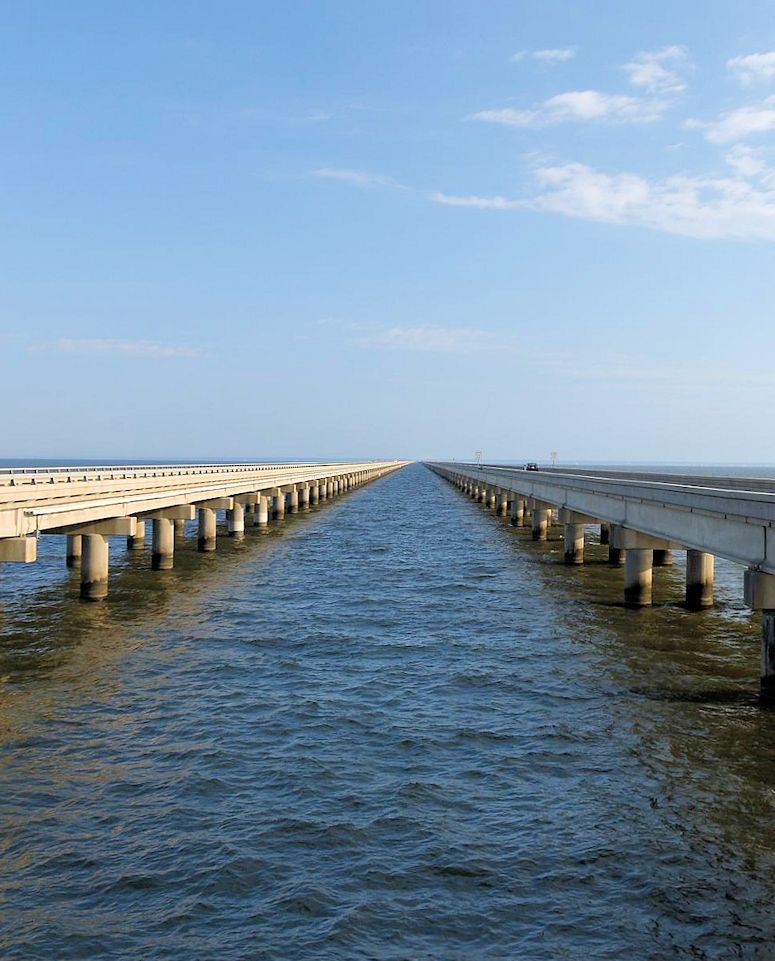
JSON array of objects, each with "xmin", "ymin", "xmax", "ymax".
[{"xmin": 3, "ymin": 1, "xmax": 775, "ymax": 463}]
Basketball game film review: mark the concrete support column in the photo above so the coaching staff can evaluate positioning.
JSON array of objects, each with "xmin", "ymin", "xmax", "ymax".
[
  {"xmin": 510, "ymin": 498, "xmax": 525, "ymax": 527},
  {"xmin": 328, "ymin": 480, "xmax": 335, "ymax": 498},
  {"xmin": 763, "ymin": 611, "xmax": 775, "ymax": 700},
  {"xmin": 198, "ymin": 508, "xmax": 217, "ymax": 552},
  {"xmin": 744, "ymin": 571, "xmax": 775, "ymax": 699},
  {"xmin": 310, "ymin": 483, "xmax": 319, "ymax": 505},
  {"xmin": 152, "ymin": 518, "xmax": 175, "ymax": 570},
  {"xmin": 66, "ymin": 534, "xmax": 82, "ymax": 568},
  {"xmin": 600, "ymin": 523, "xmax": 610, "ymax": 545},
  {"xmin": 624, "ymin": 549, "xmax": 653, "ymax": 607},
  {"xmin": 256, "ymin": 495, "xmax": 269, "ymax": 526},
  {"xmin": 127, "ymin": 520, "xmax": 146, "ymax": 551},
  {"xmin": 564, "ymin": 523, "xmax": 586, "ymax": 565},
  {"xmin": 228, "ymin": 502, "xmax": 245, "ymax": 536},
  {"xmin": 653, "ymin": 549, "xmax": 674, "ymax": 567},
  {"xmin": 532, "ymin": 506, "xmax": 549, "ymax": 541},
  {"xmin": 609, "ymin": 545, "xmax": 626, "ymax": 565},
  {"xmin": 81, "ymin": 534, "xmax": 109, "ymax": 601},
  {"xmin": 174, "ymin": 519, "xmax": 185, "ymax": 538},
  {"xmin": 273, "ymin": 490, "xmax": 286, "ymax": 519},
  {"xmin": 288, "ymin": 487, "xmax": 299, "ymax": 513},
  {"xmin": 497, "ymin": 491, "xmax": 509, "ymax": 516},
  {"xmin": 487, "ymin": 489, "xmax": 497, "ymax": 509},
  {"xmin": 685, "ymin": 550, "xmax": 714, "ymax": 609}
]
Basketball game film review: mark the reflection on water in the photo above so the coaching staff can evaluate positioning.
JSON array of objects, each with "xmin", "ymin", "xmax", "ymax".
[{"xmin": 1, "ymin": 464, "xmax": 775, "ymax": 960}]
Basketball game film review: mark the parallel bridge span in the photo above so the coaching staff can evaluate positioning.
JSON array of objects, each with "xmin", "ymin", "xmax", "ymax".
[
  {"xmin": 0, "ymin": 460, "xmax": 408, "ymax": 600},
  {"xmin": 427, "ymin": 462, "xmax": 775, "ymax": 696}
]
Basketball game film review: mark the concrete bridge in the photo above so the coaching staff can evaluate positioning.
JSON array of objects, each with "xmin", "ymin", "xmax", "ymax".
[
  {"xmin": 428, "ymin": 462, "xmax": 775, "ymax": 696},
  {"xmin": 0, "ymin": 461, "xmax": 407, "ymax": 600}
]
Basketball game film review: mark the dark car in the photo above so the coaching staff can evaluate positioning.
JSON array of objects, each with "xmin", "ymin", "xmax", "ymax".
[{"xmin": 525, "ymin": 462, "xmax": 539, "ymax": 471}]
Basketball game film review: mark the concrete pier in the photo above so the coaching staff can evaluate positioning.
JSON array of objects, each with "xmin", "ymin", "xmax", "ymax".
[
  {"xmin": 531, "ymin": 503, "xmax": 549, "ymax": 541},
  {"xmin": 600, "ymin": 523, "xmax": 610, "ymax": 545},
  {"xmin": 300, "ymin": 485, "xmax": 310, "ymax": 510},
  {"xmin": 198, "ymin": 508, "xmax": 217, "ymax": 552},
  {"xmin": 152, "ymin": 518, "xmax": 175, "ymax": 570},
  {"xmin": 510, "ymin": 497, "xmax": 525, "ymax": 526},
  {"xmin": 256, "ymin": 494, "xmax": 269, "ymax": 526},
  {"xmin": 127, "ymin": 520, "xmax": 146, "ymax": 551},
  {"xmin": 686, "ymin": 550, "xmax": 714, "ymax": 609},
  {"xmin": 563, "ymin": 523, "xmax": 585, "ymax": 565},
  {"xmin": 273, "ymin": 489, "xmax": 285, "ymax": 519},
  {"xmin": 66, "ymin": 534, "xmax": 82, "ymax": 568},
  {"xmin": 310, "ymin": 483, "xmax": 319, "ymax": 505},
  {"xmin": 497, "ymin": 491, "xmax": 509, "ymax": 516},
  {"xmin": 288, "ymin": 487, "xmax": 299, "ymax": 514},
  {"xmin": 174, "ymin": 519, "xmax": 185, "ymax": 538},
  {"xmin": 624, "ymin": 549, "xmax": 653, "ymax": 607},
  {"xmin": 653, "ymin": 549, "xmax": 673, "ymax": 567},
  {"xmin": 744, "ymin": 571, "xmax": 775, "ymax": 698},
  {"xmin": 81, "ymin": 534, "xmax": 109, "ymax": 601},
  {"xmin": 608, "ymin": 546, "xmax": 626, "ymax": 566},
  {"xmin": 227, "ymin": 502, "xmax": 245, "ymax": 537}
]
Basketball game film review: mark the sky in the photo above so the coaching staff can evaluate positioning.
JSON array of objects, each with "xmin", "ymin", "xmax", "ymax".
[{"xmin": 2, "ymin": 1, "xmax": 775, "ymax": 463}]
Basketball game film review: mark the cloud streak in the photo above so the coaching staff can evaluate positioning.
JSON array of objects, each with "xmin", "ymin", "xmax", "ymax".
[
  {"xmin": 512, "ymin": 47, "xmax": 576, "ymax": 64},
  {"xmin": 310, "ymin": 167, "xmax": 405, "ymax": 189},
  {"xmin": 689, "ymin": 95, "xmax": 775, "ymax": 143},
  {"xmin": 432, "ymin": 159, "xmax": 775, "ymax": 241},
  {"xmin": 470, "ymin": 90, "xmax": 666, "ymax": 128},
  {"xmin": 623, "ymin": 45, "xmax": 692, "ymax": 94},
  {"xmin": 355, "ymin": 325, "xmax": 511, "ymax": 353},
  {"xmin": 727, "ymin": 51, "xmax": 775, "ymax": 85}
]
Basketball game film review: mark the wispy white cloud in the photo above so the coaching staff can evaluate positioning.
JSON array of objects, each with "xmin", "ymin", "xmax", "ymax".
[
  {"xmin": 727, "ymin": 51, "xmax": 775, "ymax": 85},
  {"xmin": 310, "ymin": 167, "xmax": 405, "ymax": 188},
  {"xmin": 430, "ymin": 192, "xmax": 522, "ymax": 210},
  {"xmin": 432, "ymin": 159, "xmax": 775, "ymax": 241},
  {"xmin": 623, "ymin": 45, "xmax": 692, "ymax": 95},
  {"xmin": 724, "ymin": 144, "xmax": 771, "ymax": 178},
  {"xmin": 688, "ymin": 95, "xmax": 775, "ymax": 143},
  {"xmin": 470, "ymin": 90, "xmax": 666, "ymax": 128},
  {"xmin": 355, "ymin": 325, "xmax": 511, "ymax": 353},
  {"xmin": 512, "ymin": 47, "xmax": 576, "ymax": 64},
  {"xmin": 529, "ymin": 161, "xmax": 775, "ymax": 240},
  {"xmin": 41, "ymin": 338, "xmax": 199, "ymax": 358}
]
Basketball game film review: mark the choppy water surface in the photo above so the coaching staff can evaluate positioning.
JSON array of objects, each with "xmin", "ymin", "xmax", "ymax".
[{"xmin": 2, "ymin": 463, "xmax": 775, "ymax": 960}]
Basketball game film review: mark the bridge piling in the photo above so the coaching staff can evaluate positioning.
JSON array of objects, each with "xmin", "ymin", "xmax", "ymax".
[
  {"xmin": 66, "ymin": 534, "xmax": 82, "ymax": 568},
  {"xmin": 686, "ymin": 551, "xmax": 714, "ymax": 609},
  {"xmin": 127, "ymin": 520, "xmax": 146, "ymax": 551},
  {"xmin": 152, "ymin": 518, "xmax": 175, "ymax": 570},
  {"xmin": 624, "ymin": 549, "xmax": 654, "ymax": 607},
  {"xmin": 81, "ymin": 534, "xmax": 109, "ymax": 601},
  {"xmin": 198, "ymin": 508, "xmax": 217, "ymax": 552}
]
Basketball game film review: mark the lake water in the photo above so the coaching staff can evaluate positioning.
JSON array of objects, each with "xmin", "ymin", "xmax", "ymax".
[{"xmin": 1, "ymin": 462, "xmax": 775, "ymax": 959}]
